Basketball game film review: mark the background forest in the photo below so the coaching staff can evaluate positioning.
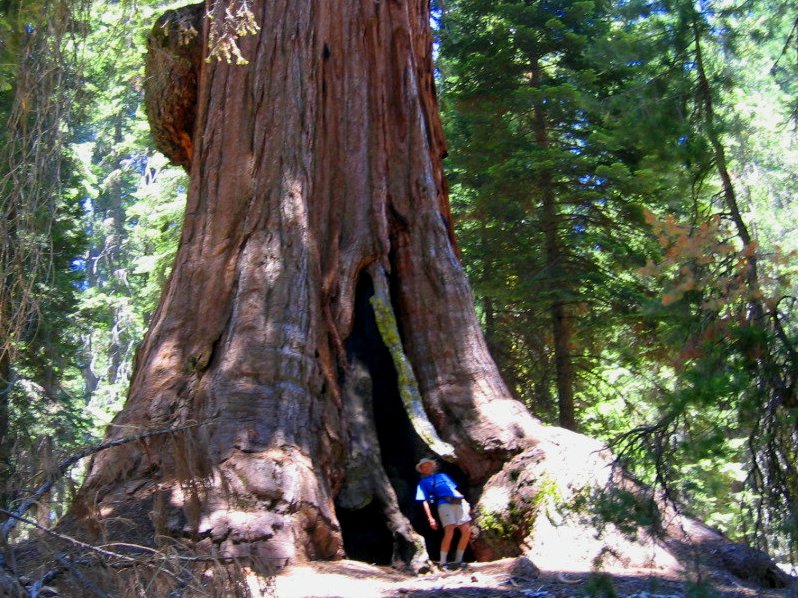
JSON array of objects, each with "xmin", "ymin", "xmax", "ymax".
[{"xmin": 0, "ymin": 0, "xmax": 796, "ymax": 569}]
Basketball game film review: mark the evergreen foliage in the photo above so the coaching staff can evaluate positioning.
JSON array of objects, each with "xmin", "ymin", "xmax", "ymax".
[
  {"xmin": 439, "ymin": 0, "xmax": 671, "ymax": 428},
  {"xmin": 0, "ymin": 0, "xmax": 186, "ymax": 537},
  {"xmin": 74, "ymin": 0, "xmax": 186, "ymax": 422},
  {"xmin": 0, "ymin": 0, "xmax": 94, "ymax": 525},
  {"xmin": 440, "ymin": 0, "xmax": 798, "ymax": 559}
]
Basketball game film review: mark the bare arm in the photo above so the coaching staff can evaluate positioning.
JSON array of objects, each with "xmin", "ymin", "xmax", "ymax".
[{"xmin": 422, "ymin": 500, "xmax": 438, "ymax": 530}]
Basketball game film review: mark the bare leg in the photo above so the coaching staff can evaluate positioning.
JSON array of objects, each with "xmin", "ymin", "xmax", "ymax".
[
  {"xmin": 452, "ymin": 522, "xmax": 471, "ymax": 563},
  {"xmin": 456, "ymin": 522, "xmax": 471, "ymax": 551},
  {"xmin": 440, "ymin": 525, "xmax": 455, "ymax": 562}
]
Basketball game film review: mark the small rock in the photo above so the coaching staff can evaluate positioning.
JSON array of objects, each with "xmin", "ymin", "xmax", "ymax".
[{"xmin": 511, "ymin": 556, "xmax": 541, "ymax": 580}]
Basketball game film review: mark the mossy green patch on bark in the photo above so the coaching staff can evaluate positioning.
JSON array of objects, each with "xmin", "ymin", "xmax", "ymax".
[{"xmin": 367, "ymin": 264, "xmax": 456, "ymax": 461}]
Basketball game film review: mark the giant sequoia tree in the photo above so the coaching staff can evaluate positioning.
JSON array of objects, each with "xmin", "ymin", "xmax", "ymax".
[{"xmin": 68, "ymin": 0, "xmax": 541, "ymax": 568}]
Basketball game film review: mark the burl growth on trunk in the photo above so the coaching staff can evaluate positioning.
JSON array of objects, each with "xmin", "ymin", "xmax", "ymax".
[{"xmin": 145, "ymin": 3, "xmax": 202, "ymax": 170}]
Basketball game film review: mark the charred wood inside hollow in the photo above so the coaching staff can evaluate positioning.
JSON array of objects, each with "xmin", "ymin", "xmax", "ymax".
[{"xmin": 337, "ymin": 269, "xmax": 465, "ymax": 568}]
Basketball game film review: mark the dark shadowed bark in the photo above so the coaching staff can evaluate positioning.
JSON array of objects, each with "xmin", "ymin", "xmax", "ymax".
[{"xmin": 67, "ymin": 0, "xmax": 537, "ymax": 568}]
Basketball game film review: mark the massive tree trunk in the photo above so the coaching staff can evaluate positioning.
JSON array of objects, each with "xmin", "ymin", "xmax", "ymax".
[{"xmin": 68, "ymin": 0, "xmax": 537, "ymax": 569}]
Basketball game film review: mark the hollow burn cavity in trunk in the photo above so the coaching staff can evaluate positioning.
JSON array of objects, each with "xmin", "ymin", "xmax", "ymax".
[{"xmin": 336, "ymin": 271, "xmax": 468, "ymax": 564}]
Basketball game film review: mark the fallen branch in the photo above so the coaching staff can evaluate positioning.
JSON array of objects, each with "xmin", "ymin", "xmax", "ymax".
[
  {"xmin": 0, "ymin": 509, "xmax": 246, "ymax": 571},
  {"xmin": 557, "ymin": 572, "xmax": 583, "ymax": 584},
  {"xmin": 0, "ymin": 421, "xmax": 210, "ymax": 540},
  {"xmin": 0, "ymin": 509, "xmax": 139, "ymax": 563}
]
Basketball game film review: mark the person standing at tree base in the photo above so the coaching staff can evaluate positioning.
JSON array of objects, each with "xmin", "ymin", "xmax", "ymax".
[{"xmin": 415, "ymin": 457, "xmax": 472, "ymax": 568}]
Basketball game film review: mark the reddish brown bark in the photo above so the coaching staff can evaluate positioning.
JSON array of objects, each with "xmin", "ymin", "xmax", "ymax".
[{"xmin": 68, "ymin": 0, "xmax": 537, "ymax": 568}]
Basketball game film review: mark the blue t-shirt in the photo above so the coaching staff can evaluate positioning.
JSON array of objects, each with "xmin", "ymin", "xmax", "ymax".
[{"xmin": 416, "ymin": 472, "xmax": 464, "ymax": 505}]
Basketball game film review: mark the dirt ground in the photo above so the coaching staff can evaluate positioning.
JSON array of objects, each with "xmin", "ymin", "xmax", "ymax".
[
  {"xmin": 5, "ymin": 484, "xmax": 797, "ymax": 597},
  {"xmin": 3, "ymin": 544, "xmax": 796, "ymax": 596},
  {"xmin": 266, "ymin": 557, "xmax": 797, "ymax": 598}
]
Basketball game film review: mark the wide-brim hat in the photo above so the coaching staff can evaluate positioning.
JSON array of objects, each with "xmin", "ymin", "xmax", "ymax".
[{"xmin": 415, "ymin": 457, "xmax": 437, "ymax": 472}]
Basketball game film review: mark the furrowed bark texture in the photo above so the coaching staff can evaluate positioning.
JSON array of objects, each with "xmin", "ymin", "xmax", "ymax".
[{"xmin": 69, "ymin": 0, "xmax": 537, "ymax": 565}]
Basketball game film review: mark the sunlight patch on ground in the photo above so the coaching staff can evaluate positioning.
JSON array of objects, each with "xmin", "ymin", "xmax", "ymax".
[{"xmin": 271, "ymin": 564, "xmax": 398, "ymax": 597}]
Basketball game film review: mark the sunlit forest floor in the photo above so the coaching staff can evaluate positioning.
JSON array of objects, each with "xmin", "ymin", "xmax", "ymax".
[
  {"xmin": 6, "ymin": 532, "xmax": 796, "ymax": 596},
  {"xmin": 270, "ymin": 557, "xmax": 793, "ymax": 597}
]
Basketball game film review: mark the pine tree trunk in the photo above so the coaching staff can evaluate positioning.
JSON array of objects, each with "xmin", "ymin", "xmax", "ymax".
[
  {"xmin": 67, "ymin": 0, "xmax": 537, "ymax": 567},
  {"xmin": 531, "ymin": 58, "xmax": 576, "ymax": 431}
]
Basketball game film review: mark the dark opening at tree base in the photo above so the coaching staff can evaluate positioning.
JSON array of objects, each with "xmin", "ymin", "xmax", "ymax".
[
  {"xmin": 335, "ymin": 271, "xmax": 439, "ymax": 564},
  {"xmin": 337, "ymin": 500, "xmax": 395, "ymax": 565}
]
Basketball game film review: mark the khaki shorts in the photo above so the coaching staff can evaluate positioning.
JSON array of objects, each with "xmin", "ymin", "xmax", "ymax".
[{"xmin": 437, "ymin": 500, "xmax": 471, "ymax": 527}]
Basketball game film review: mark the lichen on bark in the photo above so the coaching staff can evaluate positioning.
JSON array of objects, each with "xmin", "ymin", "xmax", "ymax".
[{"xmin": 367, "ymin": 263, "xmax": 456, "ymax": 461}]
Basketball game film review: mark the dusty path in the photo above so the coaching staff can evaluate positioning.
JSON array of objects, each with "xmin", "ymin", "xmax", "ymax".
[{"xmin": 269, "ymin": 557, "xmax": 794, "ymax": 597}]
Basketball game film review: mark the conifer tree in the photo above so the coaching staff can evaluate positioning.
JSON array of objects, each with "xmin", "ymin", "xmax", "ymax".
[
  {"xmin": 440, "ymin": 0, "xmax": 664, "ymax": 428},
  {"xmin": 0, "ymin": 0, "xmax": 92, "ymax": 521}
]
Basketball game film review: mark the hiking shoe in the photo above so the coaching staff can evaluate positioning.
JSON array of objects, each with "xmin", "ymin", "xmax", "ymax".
[{"xmin": 439, "ymin": 562, "xmax": 458, "ymax": 571}]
